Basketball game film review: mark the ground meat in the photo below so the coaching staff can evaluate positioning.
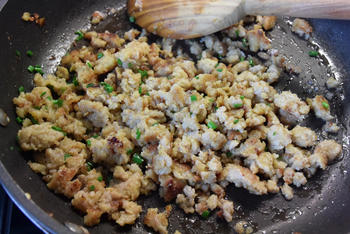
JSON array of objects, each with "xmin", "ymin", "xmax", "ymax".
[
  {"xmin": 144, "ymin": 205, "xmax": 172, "ymax": 234},
  {"xmin": 292, "ymin": 18, "xmax": 313, "ymax": 40},
  {"xmin": 290, "ymin": 125, "xmax": 317, "ymax": 148}
]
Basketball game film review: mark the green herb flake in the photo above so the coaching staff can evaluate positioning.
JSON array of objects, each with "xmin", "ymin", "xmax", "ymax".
[
  {"xmin": 191, "ymin": 95, "xmax": 197, "ymax": 102},
  {"xmin": 234, "ymin": 119, "xmax": 239, "ymax": 124},
  {"xmin": 195, "ymin": 75, "xmax": 199, "ymax": 80},
  {"xmin": 26, "ymin": 50, "xmax": 33, "ymax": 57},
  {"xmin": 129, "ymin": 16, "xmax": 135, "ymax": 23},
  {"xmin": 233, "ymin": 103, "xmax": 243, "ymax": 108},
  {"xmin": 201, "ymin": 210, "xmax": 210, "ymax": 218},
  {"xmin": 29, "ymin": 115, "xmax": 38, "ymax": 124},
  {"xmin": 52, "ymin": 99, "xmax": 63, "ymax": 107},
  {"xmin": 242, "ymin": 38, "xmax": 248, "ymax": 47},
  {"xmin": 40, "ymin": 91, "xmax": 46, "ymax": 97},
  {"xmin": 240, "ymin": 57, "xmax": 245, "ymax": 62},
  {"xmin": 47, "ymin": 96, "xmax": 52, "ymax": 101},
  {"xmin": 248, "ymin": 58, "xmax": 254, "ymax": 67},
  {"xmin": 64, "ymin": 153, "xmax": 71, "ymax": 161},
  {"xmin": 152, "ymin": 123, "xmax": 159, "ymax": 126},
  {"xmin": 127, "ymin": 149, "xmax": 133, "ymax": 155},
  {"xmin": 52, "ymin": 126, "xmax": 66, "ymax": 136},
  {"xmin": 240, "ymin": 95, "xmax": 245, "ymax": 100},
  {"xmin": 86, "ymin": 61, "xmax": 93, "ymax": 69},
  {"xmin": 33, "ymin": 106, "xmax": 41, "ymax": 110},
  {"xmin": 97, "ymin": 176, "xmax": 103, "ymax": 182},
  {"xmin": 15, "ymin": 50, "xmax": 21, "ymax": 57},
  {"xmin": 86, "ymin": 139, "xmax": 91, "ymax": 147},
  {"xmin": 18, "ymin": 86, "xmax": 25, "ymax": 93},
  {"xmin": 16, "ymin": 116, "xmax": 23, "ymax": 124},
  {"xmin": 86, "ymin": 83, "xmax": 94, "ymax": 88},
  {"xmin": 92, "ymin": 134, "xmax": 99, "ymax": 139},
  {"xmin": 215, "ymin": 63, "xmax": 219, "ymax": 68},
  {"xmin": 138, "ymin": 86, "xmax": 142, "ymax": 95},
  {"xmin": 72, "ymin": 76, "xmax": 79, "ymax": 87},
  {"xmin": 218, "ymin": 54, "xmax": 223, "ymax": 60},
  {"xmin": 322, "ymin": 101, "xmax": 329, "ymax": 109},
  {"xmin": 75, "ymin": 30, "xmax": 84, "ymax": 41},
  {"xmin": 226, "ymin": 152, "xmax": 232, "ymax": 157},
  {"xmin": 273, "ymin": 131, "xmax": 276, "ymax": 136},
  {"xmin": 167, "ymin": 75, "xmax": 172, "ymax": 80},
  {"xmin": 216, "ymin": 68, "xmax": 223, "ymax": 72},
  {"xmin": 86, "ymin": 162, "xmax": 94, "ymax": 171},
  {"xmin": 145, "ymin": 92, "xmax": 150, "ymax": 96},
  {"xmin": 117, "ymin": 58, "xmax": 123, "ymax": 66},
  {"xmin": 235, "ymin": 29, "xmax": 240, "ymax": 38},
  {"xmin": 209, "ymin": 98, "xmax": 214, "ymax": 102},
  {"xmin": 89, "ymin": 185, "xmax": 95, "ymax": 191},
  {"xmin": 132, "ymin": 153, "xmax": 144, "ymax": 165},
  {"xmin": 207, "ymin": 120, "xmax": 217, "ymax": 130},
  {"xmin": 27, "ymin": 65, "xmax": 35, "ymax": 73},
  {"xmin": 138, "ymin": 69, "xmax": 148, "ymax": 79},
  {"xmin": 128, "ymin": 63, "xmax": 133, "ymax": 69},
  {"xmin": 136, "ymin": 129, "xmax": 141, "ymax": 140},
  {"xmin": 101, "ymin": 82, "xmax": 114, "ymax": 93},
  {"xmin": 97, "ymin": 52, "xmax": 104, "ymax": 59},
  {"xmin": 309, "ymin": 50, "xmax": 319, "ymax": 57}
]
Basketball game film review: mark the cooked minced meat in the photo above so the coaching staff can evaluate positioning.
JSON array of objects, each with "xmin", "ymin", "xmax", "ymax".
[{"xmin": 14, "ymin": 14, "xmax": 342, "ymax": 231}]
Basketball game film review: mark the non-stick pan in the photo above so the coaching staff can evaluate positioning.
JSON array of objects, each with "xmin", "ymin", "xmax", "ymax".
[{"xmin": 0, "ymin": 0, "xmax": 350, "ymax": 233}]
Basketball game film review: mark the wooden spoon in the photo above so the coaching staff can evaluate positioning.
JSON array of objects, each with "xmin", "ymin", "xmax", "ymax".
[{"xmin": 128, "ymin": 0, "xmax": 350, "ymax": 39}]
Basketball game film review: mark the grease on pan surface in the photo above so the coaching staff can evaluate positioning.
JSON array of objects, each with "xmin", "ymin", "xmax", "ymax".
[{"xmin": 13, "ymin": 14, "xmax": 342, "ymax": 234}]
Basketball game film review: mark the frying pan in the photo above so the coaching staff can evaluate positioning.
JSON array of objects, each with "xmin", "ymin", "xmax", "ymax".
[{"xmin": 0, "ymin": 0, "xmax": 350, "ymax": 233}]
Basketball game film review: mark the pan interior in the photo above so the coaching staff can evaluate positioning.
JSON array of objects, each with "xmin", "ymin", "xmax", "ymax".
[{"xmin": 0, "ymin": 0, "xmax": 349, "ymax": 233}]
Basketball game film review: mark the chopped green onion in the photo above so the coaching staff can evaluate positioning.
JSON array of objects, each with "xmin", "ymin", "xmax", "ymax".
[
  {"xmin": 226, "ymin": 152, "xmax": 232, "ymax": 157},
  {"xmin": 167, "ymin": 75, "xmax": 172, "ymax": 80},
  {"xmin": 52, "ymin": 126, "xmax": 66, "ymax": 135},
  {"xmin": 15, "ymin": 50, "xmax": 21, "ymax": 57},
  {"xmin": 195, "ymin": 75, "xmax": 199, "ymax": 80},
  {"xmin": 128, "ymin": 63, "xmax": 133, "ymax": 69},
  {"xmin": 240, "ymin": 95, "xmax": 245, "ymax": 100},
  {"xmin": 26, "ymin": 50, "xmax": 33, "ymax": 57},
  {"xmin": 86, "ymin": 162, "xmax": 94, "ymax": 171},
  {"xmin": 101, "ymin": 82, "xmax": 114, "ymax": 93},
  {"xmin": 248, "ymin": 58, "xmax": 254, "ymax": 67},
  {"xmin": 191, "ymin": 95, "xmax": 197, "ymax": 102},
  {"xmin": 273, "ymin": 132, "xmax": 276, "ymax": 136},
  {"xmin": 136, "ymin": 129, "xmax": 141, "ymax": 140},
  {"xmin": 64, "ymin": 153, "xmax": 71, "ymax": 161},
  {"xmin": 117, "ymin": 58, "xmax": 123, "ymax": 66},
  {"xmin": 190, "ymin": 112, "xmax": 193, "ymax": 115},
  {"xmin": 207, "ymin": 120, "xmax": 217, "ymax": 130},
  {"xmin": 129, "ymin": 16, "xmax": 135, "ymax": 23},
  {"xmin": 52, "ymin": 99, "xmax": 63, "ymax": 107},
  {"xmin": 127, "ymin": 149, "xmax": 133, "ymax": 155},
  {"xmin": 145, "ymin": 92, "xmax": 150, "ymax": 96},
  {"xmin": 235, "ymin": 29, "xmax": 240, "ymax": 38},
  {"xmin": 240, "ymin": 57, "xmax": 245, "ymax": 62},
  {"xmin": 86, "ymin": 83, "xmax": 94, "ymax": 88},
  {"xmin": 97, "ymin": 176, "xmax": 103, "ymax": 182},
  {"xmin": 86, "ymin": 139, "xmax": 91, "ymax": 147},
  {"xmin": 209, "ymin": 98, "xmax": 214, "ymax": 102},
  {"xmin": 138, "ymin": 69, "xmax": 148, "ymax": 79},
  {"xmin": 34, "ymin": 65, "xmax": 43, "ymax": 75},
  {"xmin": 216, "ymin": 68, "xmax": 223, "ymax": 72},
  {"xmin": 92, "ymin": 134, "xmax": 99, "ymax": 139},
  {"xmin": 86, "ymin": 61, "xmax": 93, "ymax": 69},
  {"xmin": 18, "ymin": 86, "xmax": 25, "ymax": 93},
  {"xmin": 75, "ymin": 31, "xmax": 84, "ymax": 41},
  {"xmin": 89, "ymin": 185, "xmax": 95, "ymax": 191},
  {"xmin": 201, "ymin": 210, "xmax": 210, "ymax": 218},
  {"xmin": 29, "ymin": 115, "xmax": 38, "ymax": 124},
  {"xmin": 322, "ymin": 101, "xmax": 329, "ymax": 109},
  {"xmin": 152, "ymin": 123, "xmax": 159, "ymax": 126},
  {"xmin": 138, "ymin": 86, "xmax": 142, "ymax": 95},
  {"xmin": 97, "ymin": 52, "xmax": 104, "ymax": 59},
  {"xmin": 233, "ymin": 103, "xmax": 243, "ymax": 108},
  {"xmin": 47, "ymin": 96, "xmax": 52, "ymax": 101},
  {"xmin": 72, "ymin": 76, "xmax": 79, "ymax": 87},
  {"xmin": 309, "ymin": 50, "xmax": 319, "ymax": 57},
  {"xmin": 215, "ymin": 63, "xmax": 219, "ymax": 68},
  {"xmin": 132, "ymin": 153, "xmax": 144, "ymax": 165},
  {"xmin": 40, "ymin": 91, "xmax": 46, "ymax": 97},
  {"xmin": 33, "ymin": 106, "xmax": 41, "ymax": 110},
  {"xmin": 27, "ymin": 65, "xmax": 35, "ymax": 73},
  {"xmin": 242, "ymin": 38, "xmax": 248, "ymax": 47},
  {"xmin": 16, "ymin": 116, "xmax": 23, "ymax": 124},
  {"xmin": 234, "ymin": 119, "xmax": 239, "ymax": 124}
]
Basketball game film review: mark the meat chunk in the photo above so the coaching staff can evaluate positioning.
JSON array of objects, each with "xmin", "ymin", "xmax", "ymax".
[
  {"xmin": 77, "ymin": 100, "xmax": 110, "ymax": 128},
  {"xmin": 307, "ymin": 95, "xmax": 333, "ymax": 121},
  {"xmin": 292, "ymin": 18, "xmax": 312, "ymax": 40},
  {"xmin": 144, "ymin": 205, "xmax": 172, "ymax": 234},
  {"xmin": 247, "ymin": 29, "xmax": 272, "ymax": 52},
  {"xmin": 267, "ymin": 124, "xmax": 292, "ymax": 152},
  {"xmin": 309, "ymin": 140, "xmax": 342, "ymax": 170},
  {"xmin": 290, "ymin": 125, "xmax": 317, "ymax": 148}
]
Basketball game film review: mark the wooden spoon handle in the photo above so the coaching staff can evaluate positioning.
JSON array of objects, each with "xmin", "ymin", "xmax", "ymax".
[{"xmin": 245, "ymin": 0, "xmax": 350, "ymax": 19}]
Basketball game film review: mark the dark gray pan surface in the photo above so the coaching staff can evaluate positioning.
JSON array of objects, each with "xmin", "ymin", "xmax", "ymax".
[{"xmin": 0, "ymin": 0, "xmax": 350, "ymax": 233}]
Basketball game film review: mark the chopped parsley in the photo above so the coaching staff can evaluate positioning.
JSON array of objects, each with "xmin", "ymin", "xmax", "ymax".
[
  {"xmin": 40, "ymin": 91, "xmax": 46, "ymax": 97},
  {"xmin": 86, "ymin": 61, "xmax": 93, "ymax": 69},
  {"xmin": 29, "ymin": 115, "xmax": 38, "ymax": 124},
  {"xmin": 322, "ymin": 101, "xmax": 329, "ymax": 109},
  {"xmin": 26, "ymin": 50, "xmax": 33, "ymax": 57},
  {"xmin": 207, "ymin": 120, "xmax": 217, "ymax": 130},
  {"xmin": 309, "ymin": 50, "xmax": 319, "ymax": 57},
  {"xmin": 132, "ymin": 153, "xmax": 144, "ymax": 165},
  {"xmin": 92, "ymin": 134, "xmax": 99, "ymax": 139},
  {"xmin": 97, "ymin": 52, "xmax": 104, "ymax": 59},
  {"xmin": 215, "ymin": 63, "xmax": 219, "ymax": 68},
  {"xmin": 72, "ymin": 76, "xmax": 79, "ymax": 86},
  {"xmin": 273, "ymin": 131, "xmax": 277, "ymax": 136},
  {"xmin": 75, "ymin": 31, "xmax": 84, "ymax": 41},
  {"xmin": 233, "ymin": 103, "xmax": 243, "ymax": 108},
  {"xmin": 127, "ymin": 149, "xmax": 133, "ymax": 155},
  {"xmin": 64, "ymin": 153, "xmax": 71, "ymax": 161},
  {"xmin": 89, "ymin": 185, "xmax": 95, "ymax": 191},
  {"xmin": 97, "ymin": 176, "xmax": 103, "ymax": 182},
  {"xmin": 201, "ymin": 210, "xmax": 210, "ymax": 218},
  {"xmin": 52, "ymin": 99, "xmax": 63, "ymax": 107},
  {"xmin": 86, "ymin": 83, "xmax": 94, "ymax": 88},
  {"xmin": 195, "ymin": 75, "xmax": 199, "ymax": 80},
  {"xmin": 191, "ymin": 95, "xmax": 197, "ymax": 102},
  {"xmin": 128, "ymin": 63, "xmax": 133, "ymax": 69},
  {"xmin": 51, "ymin": 126, "xmax": 66, "ymax": 136},
  {"xmin": 136, "ymin": 129, "xmax": 141, "ymax": 140},
  {"xmin": 101, "ymin": 82, "xmax": 113, "ymax": 93},
  {"xmin": 138, "ymin": 69, "xmax": 148, "ymax": 79},
  {"xmin": 234, "ymin": 119, "xmax": 239, "ymax": 124},
  {"xmin": 216, "ymin": 68, "xmax": 223, "ymax": 72},
  {"xmin": 235, "ymin": 29, "xmax": 240, "ymax": 38},
  {"xmin": 16, "ymin": 116, "xmax": 23, "ymax": 124},
  {"xmin": 86, "ymin": 162, "xmax": 94, "ymax": 171},
  {"xmin": 117, "ymin": 58, "xmax": 123, "ymax": 66},
  {"xmin": 240, "ymin": 95, "xmax": 245, "ymax": 100},
  {"xmin": 240, "ymin": 56, "xmax": 245, "ymax": 62},
  {"xmin": 18, "ymin": 86, "xmax": 25, "ymax": 93},
  {"xmin": 138, "ymin": 86, "xmax": 142, "ymax": 95},
  {"xmin": 86, "ymin": 139, "xmax": 91, "ymax": 147}
]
